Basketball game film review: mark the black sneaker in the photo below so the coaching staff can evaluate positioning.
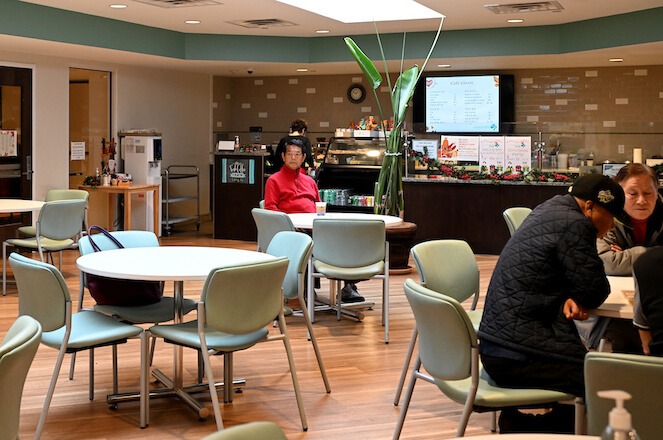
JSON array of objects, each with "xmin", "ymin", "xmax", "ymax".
[{"xmin": 341, "ymin": 283, "xmax": 365, "ymax": 303}]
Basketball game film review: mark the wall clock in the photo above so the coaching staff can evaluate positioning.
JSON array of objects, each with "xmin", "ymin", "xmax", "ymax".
[{"xmin": 347, "ymin": 84, "xmax": 366, "ymax": 104}]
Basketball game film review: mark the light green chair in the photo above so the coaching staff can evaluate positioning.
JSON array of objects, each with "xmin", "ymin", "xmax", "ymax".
[
  {"xmin": 266, "ymin": 231, "xmax": 331, "ymax": 393},
  {"xmin": 3, "ymin": 199, "xmax": 88, "ymax": 296},
  {"xmin": 71, "ymin": 230, "xmax": 197, "ymax": 379},
  {"xmin": 502, "ymin": 207, "xmax": 532, "ymax": 236},
  {"xmin": 149, "ymin": 258, "xmax": 307, "ymax": 432},
  {"xmin": 395, "ymin": 239, "xmax": 482, "ymax": 406},
  {"xmin": 308, "ymin": 218, "xmax": 389, "ymax": 342},
  {"xmin": 585, "ymin": 352, "xmax": 663, "ymax": 439},
  {"xmin": 201, "ymin": 421, "xmax": 287, "ymax": 440},
  {"xmin": 251, "ymin": 208, "xmax": 294, "ymax": 252},
  {"xmin": 9, "ymin": 253, "xmax": 149, "ymax": 438},
  {"xmin": 394, "ymin": 279, "xmax": 579, "ymax": 438},
  {"xmin": 0, "ymin": 315, "xmax": 42, "ymax": 440},
  {"xmin": 17, "ymin": 189, "xmax": 89, "ymax": 238}
]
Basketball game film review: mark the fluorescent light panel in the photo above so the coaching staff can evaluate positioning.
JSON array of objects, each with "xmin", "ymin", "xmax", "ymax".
[{"xmin": 276, "ymin": 0, "xmax": 443, "ymax": 23}]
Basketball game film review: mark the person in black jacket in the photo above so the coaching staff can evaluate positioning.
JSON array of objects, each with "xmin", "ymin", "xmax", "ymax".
[
  {"xmin": 273, "ymin": 119, "xmax": 315, "ymax": 173},
  {"xmin": 478, "ymin": 173, "xmax": 625, "ymax": 433},
  {"xmin": 632, "ymin": 246, "xmax": 663, "ymax": 356}
]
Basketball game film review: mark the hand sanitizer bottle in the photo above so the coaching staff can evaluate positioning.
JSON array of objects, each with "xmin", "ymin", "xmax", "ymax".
[{"xmin": 598, "ymin": 390, "xmax": 640, "ymax": 440}]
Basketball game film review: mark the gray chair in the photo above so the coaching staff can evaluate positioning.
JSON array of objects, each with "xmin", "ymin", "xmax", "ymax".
[
  {"xmin": 266, "ymin": 231, "xmax": 331, "ymax": 393},
  {"xmin": 9, "ymin": 253, "xmax": 149, "ymax": 438},
  {"xmin": 394, "ymin": 239, "xmax": 483, "ymax": 406},
  {"xmin": 502, "ymin": 207, "xmax": 532, "ymax": 236},
  {"xmin": 201, "ymin": 421, "xmax": 287, "ymax": 440},
  {"xmin": 394, "ymin": 279, "xmax": 579, "ymax": 438},
  {"xmin": 0, "ymin": 315, "xmax": 42, "ymax": 440},
  {"xmin": 149, "ymin": 258, "xmax": 307, "ymax": 431},
  {"xmin": 251, "ymin": 208, "xmax": 295, "ymax": 252},
  {"xmin": 585, "ymin": 351, "xmax": 663, "ymax": 439},
  {"xmin": 3, "ymin": 199, "xmax": 88, "ymax": 296},
  {"xmin": 308, "ymin": 218, "xmax": 389, "ymax": 342},
  {"xmin": 17, "ymin": 189, "xmax": 89, "ymax": 238},
  {"xmin": 72, "ymin": 230, "xmax": 197, "ymax": 379}
]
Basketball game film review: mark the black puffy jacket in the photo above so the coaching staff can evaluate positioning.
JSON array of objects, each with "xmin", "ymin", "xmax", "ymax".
[{"xmin": 478, "ymin": 194, "xmax": 610, "ymax": 364}]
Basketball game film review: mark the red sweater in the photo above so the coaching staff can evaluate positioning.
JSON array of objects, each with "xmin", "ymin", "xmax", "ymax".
[{"xmin": 264, "ymin": 166, "xmax": 320, "ymax": 214}]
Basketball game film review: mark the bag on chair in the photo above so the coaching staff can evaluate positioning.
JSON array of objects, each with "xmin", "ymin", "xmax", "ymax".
[{"xmin": 84, "ymin": 226, "xmax": 163, "ymax": 306}]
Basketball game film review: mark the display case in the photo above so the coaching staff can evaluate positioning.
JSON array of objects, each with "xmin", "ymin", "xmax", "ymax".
[{"xmin": 316, "ymin": 137, "xmax": 386, "ymax": 211}]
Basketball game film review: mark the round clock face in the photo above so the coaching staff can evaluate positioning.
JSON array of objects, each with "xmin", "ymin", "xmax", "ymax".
[{"xmin": 348, "ymin": 84, "xmax": 366, "ymax": 103}]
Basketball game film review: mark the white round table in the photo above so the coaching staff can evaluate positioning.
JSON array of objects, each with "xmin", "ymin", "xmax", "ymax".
[
  {"xmin": 466, "ymin": 435, "xmax": 598, "ymax": 440},
  {"xmin": 76, "ymin": 246, "xmax": 277, "ymax": 416},
  {"xmin": 287, "ymin": 212, "xmax": 403, "ymax": 229},
  {"xmin": 0, "ymin": 199, "xmax": 44, "ymax": 213}
]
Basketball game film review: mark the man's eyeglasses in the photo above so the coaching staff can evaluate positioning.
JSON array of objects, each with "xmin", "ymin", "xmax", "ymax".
[{"xmin": 285, "ymin": 151, "xmax": 303, "ymax": 157}]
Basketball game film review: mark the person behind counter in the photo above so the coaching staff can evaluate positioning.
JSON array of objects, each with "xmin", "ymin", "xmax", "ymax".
[
  {"xmin": 273, "ymin": 118, "xmax": 315, "ymax": 173},
  {"xmin": 264, "ymin": 138, "xmax": 364, "ymax": 303},
  {"xmin": 478, "ymin": 173, "xmax": 625, "ymax": 433}
]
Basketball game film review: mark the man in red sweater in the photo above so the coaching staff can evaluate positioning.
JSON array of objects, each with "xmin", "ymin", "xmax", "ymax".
[{"xmin": 264, "ymin": 139, "xmax": 364, "ymax": 303}]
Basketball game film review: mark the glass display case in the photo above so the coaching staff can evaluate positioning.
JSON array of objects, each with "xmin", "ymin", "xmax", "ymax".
[{"xmin": 322, "ymin": 137, "xmax": 385, "ymax": 166}]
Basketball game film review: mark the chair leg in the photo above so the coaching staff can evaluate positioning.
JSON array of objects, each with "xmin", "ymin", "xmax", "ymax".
[
  {"xmin": 35, "ymin": 346, "xmax": 68, "ymax": 439},
  {"xmin": 140, "ymin": 331, "xmax": 150, "ymax": 428},
  {"xmin": 574, "ymin": 397, "xmax": 585, "ymax": 435},
  {"xmin": 307, "ymin": 258, "xmax": 316, "ymax": 324},
  {"xmin": 69, "ymin": 352, "xmax": 77, "ymax": 380},
  {"xmin": 149, "ymin": 336, "xmax": 157, "ymax": 366},
  {"xmin": 383, "ymin": 271, "xmax": 389, "ymax": 344},
  {"xmin": 2, "ymin": 242, "xmax": 8, "ymax": 296},
  {"xmin": 393, "ymin": 326, "xmax": 418, "ymax": 406},
  {"xmin": 201, "ymin": 344, "xmax": 224, "ymax": 431},
  {"xmin": 223, "ymin": 352, "xmax": 233, "ymax": 403},
  {"xmin": 491, "ymin": 411, "xmax": 497, "ymax": 432},
  {"xmin": 393, "ymin": 356, "xmax": 421, "ymax": 440},
  {"xmin": 112, "ymin": 344, "xmax": 119, "ymax": 395},
  {"xmin": 278, "ymin": 314, "xmax": 308, "ymax": 431},
  {"xmin": 298, "ymin": 291, "xmax": 331, "ymax": 393},
  {"xmin": 89, "ymin": 348, "xmax": 95, "ymax": 400}
]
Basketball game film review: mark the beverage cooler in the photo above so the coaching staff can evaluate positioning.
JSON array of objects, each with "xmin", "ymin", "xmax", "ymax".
[{"xmin": 120, "ymin": 133, "xmax": 162, "ymax": 234}]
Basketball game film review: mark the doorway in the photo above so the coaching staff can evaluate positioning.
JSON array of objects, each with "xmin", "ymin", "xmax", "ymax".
[{"xmin": 0, "ymin": 66, "xmax": 33, "ymax": 243}]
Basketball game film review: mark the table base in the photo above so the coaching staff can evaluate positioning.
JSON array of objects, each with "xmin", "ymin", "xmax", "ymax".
[{"xmin": 107, "ymin": 369, "xmax": 247, "ymax": 419}]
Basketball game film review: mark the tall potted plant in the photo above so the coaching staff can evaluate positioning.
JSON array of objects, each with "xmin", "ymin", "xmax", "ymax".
[{"xmin": 345, "ymin": 18, "xmax": 444, "ymax": 217}]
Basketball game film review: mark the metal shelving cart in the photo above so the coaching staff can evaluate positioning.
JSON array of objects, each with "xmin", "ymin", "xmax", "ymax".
[{"xmin": 161, "ymin": 165, "xmax": 200, "ymax": 235}]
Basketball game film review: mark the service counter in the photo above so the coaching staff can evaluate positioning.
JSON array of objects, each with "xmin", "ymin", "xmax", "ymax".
[{"xmin": 403, "ymin": 176, "xmax": 571, "ymax": 255}]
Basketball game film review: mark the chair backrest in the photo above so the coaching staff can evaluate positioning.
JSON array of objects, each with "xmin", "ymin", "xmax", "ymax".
[
  {"xmin": 79, "ymin": 230, "xmax": 159, "ymax": 256},
  {"xmin": 201, "ymin": 421, "xmax": 287, "ymax": 440},
  {"xmin": 202, "ymin": 258, "xmax": 289, "ymax": 335},
  {"xmin": 502, "ymin": 207, "xmax": 532, "ymax": 236},
  {"xmin": 36, "ymin": 199, "xmax": 87, "ymax": 240},
  {"xmin": 251, "ymin": 208, "xmax": 295, "ymax": 252},
  {"xmin": 45, "ymin": 189, "xmax": 89, "ymax": 202},
  {"xmin": 10, "ymin": 253, "xmax": 70, "ymax": 332},
  {"xmin": 258, "ymin": 199, "xmax": 265, "ymax": 209},
  {"xmin": 403, "ymin": 278, "xmax": 476, "ymax": 381},
  {"xmin": 410, "ymin": 239, "xmax": 479, "ymax": 305},
  {"xmin": 266, "ymin": 231, "xmax": 313, "ymax": 300},
  {"xmin": 0, "ymin": 315, "xmax": 42, "ymax": 440},
  {"xmin": 585, "ymin": 351, "xmax": 663, "ymax": 438},
  {"xmin": 312, "ymin": 219, "xmax": 385, "ymax": 267}
]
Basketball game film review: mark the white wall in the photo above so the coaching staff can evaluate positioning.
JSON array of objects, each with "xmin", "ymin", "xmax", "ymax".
[{"xmin": 0, "ymin": 50, "xmax": 212, "ymax": 214}]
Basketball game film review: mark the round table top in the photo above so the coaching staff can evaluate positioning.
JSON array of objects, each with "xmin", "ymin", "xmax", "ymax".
[
  {"xmin": 76, "ymin": 246, "xmax": 276, "ymax": 281},
  {"xmin": 287, "ymin": 212, "xmax": 403, "ymax": 229},
  {"xmin": 0, "ymin": 199, "xmax": 45, "ymax": 213}
]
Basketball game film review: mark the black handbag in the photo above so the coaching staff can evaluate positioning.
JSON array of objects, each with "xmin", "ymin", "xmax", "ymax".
[{"xmin": 85, "ymin": 226, "xmax": 163, "ymax": 306}]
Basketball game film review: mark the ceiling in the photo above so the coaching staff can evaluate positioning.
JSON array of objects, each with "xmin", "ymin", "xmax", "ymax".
[{"xmin": 11, "ymin": 0, "xmax": 663, "ymax": 76}]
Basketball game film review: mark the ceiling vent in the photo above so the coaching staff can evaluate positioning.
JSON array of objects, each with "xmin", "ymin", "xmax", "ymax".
[
  {"xmin": 228, "ymin": 19, "xmax": 297, "ymax": 29},
  {"xmin": 484, "ymin": 1, "xmax": 564, "ymax": 14},
  {"xmin": 132, "ymin": 0, "xmax": 222, "ymax": 8}
]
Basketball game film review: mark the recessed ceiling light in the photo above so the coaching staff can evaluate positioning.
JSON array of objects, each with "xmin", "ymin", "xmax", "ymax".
[
  {"xmin": 276, "ymin": 0, "xmax": 443, "ymax": 23},
  {"xmin": 186, "ymin": 20, "xmax": 201, "ymax": 25},
  {"xmin": 315, "ymin": 29, "xmax": 330, "ymax": 34},
  {"xmin": 110, "ymin": 4, "xmax": 127, "ymax": 8},
  {"xmin": 296, "ymin": 68, "xmax": 309, "ymax": 72},
  {"xmin": 609, "ymin": 58, "xmax": 624, "ymax": 62},
  {"xmin": 507, "ymin": 19, "xmax": 524, "ymax": 23},
  {"xmin": 437, "ymin": 64, "xmax": 451, "ymax": 68}
]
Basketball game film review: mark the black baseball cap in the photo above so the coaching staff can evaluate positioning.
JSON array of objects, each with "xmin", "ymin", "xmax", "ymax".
[{"xmin": 568, "ymin": 173, "xmax": 625, "ymax": 218}]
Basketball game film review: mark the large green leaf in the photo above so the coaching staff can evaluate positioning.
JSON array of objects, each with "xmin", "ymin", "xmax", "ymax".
[
  {"xmin": 391, "ymin": 66, "xmax": 418, "ymax": 124},
  {"xmin": 344, "ymin": 37, "xmax": 382, "ymax": 90}
]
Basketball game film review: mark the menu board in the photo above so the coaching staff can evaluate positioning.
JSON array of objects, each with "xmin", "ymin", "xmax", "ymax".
[
  {"xmin": 504, "ymin": 136, "xmax": 532, "ymax": 173},
  {"xmin": 479, "ymin": 136, "xmax": 505, "ymax": 173}
]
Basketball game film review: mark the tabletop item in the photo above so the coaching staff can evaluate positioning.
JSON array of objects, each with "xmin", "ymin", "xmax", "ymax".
[
  {"xmin": 598, "ymin": 390, "xmax": 640, "ymax": 440},
  {"xmin": 287, "ymin": 211, "xmax": 402, "ymax": 229}
]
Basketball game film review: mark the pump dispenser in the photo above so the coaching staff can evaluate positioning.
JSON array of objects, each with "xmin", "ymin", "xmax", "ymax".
[{"xmin": 598, "ymin": 390, "xmax": 640, "ymax": 440}]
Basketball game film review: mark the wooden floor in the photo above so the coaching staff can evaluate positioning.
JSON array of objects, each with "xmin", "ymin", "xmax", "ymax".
[{"xmin": 2, "ymin": 222, "xmax": 499, "ymax": 440}]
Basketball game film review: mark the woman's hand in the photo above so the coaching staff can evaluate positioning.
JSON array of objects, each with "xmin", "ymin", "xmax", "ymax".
[{"xmin": 563, "ymin": 298, "xmax": 590, "ymax": 320}]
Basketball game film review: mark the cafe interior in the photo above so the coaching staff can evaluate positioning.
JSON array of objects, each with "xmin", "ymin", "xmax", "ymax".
[{"xmin": 1, "ymin": 1, "xmax": 663, "ymax": 439}]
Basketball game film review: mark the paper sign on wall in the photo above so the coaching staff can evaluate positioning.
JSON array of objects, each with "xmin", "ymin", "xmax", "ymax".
[
  {"xmin": 504, "ymin": 136, "xmax": 532, "ymax": 173},
  {"xmin": 479, "ymin": 136, "xmax": 505, "ymax": 173},
  {"xmin": 0, "ymin": 130, "xmax": 18, "ymax": 157},
  {"xmin": 442, "ymin": 136, "xmax": 480, "ymax": 163},
  {"xmin": 70, "ymin": 141, "xmax": 86, "ymax": 160}
]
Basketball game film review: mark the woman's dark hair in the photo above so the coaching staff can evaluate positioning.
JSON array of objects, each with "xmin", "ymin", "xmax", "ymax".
[
  {"xmin": 290, "ymin": 118, "xmax": 308, "ymax": 133},
  {"xmin": 614, "ymin": 163, "xmax": 658, "ymax": 188}
]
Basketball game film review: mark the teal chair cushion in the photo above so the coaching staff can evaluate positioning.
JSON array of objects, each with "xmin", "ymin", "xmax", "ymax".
[{"xmin": 150, "ymin": 320, "xmax": 269, "ymax": 352}]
